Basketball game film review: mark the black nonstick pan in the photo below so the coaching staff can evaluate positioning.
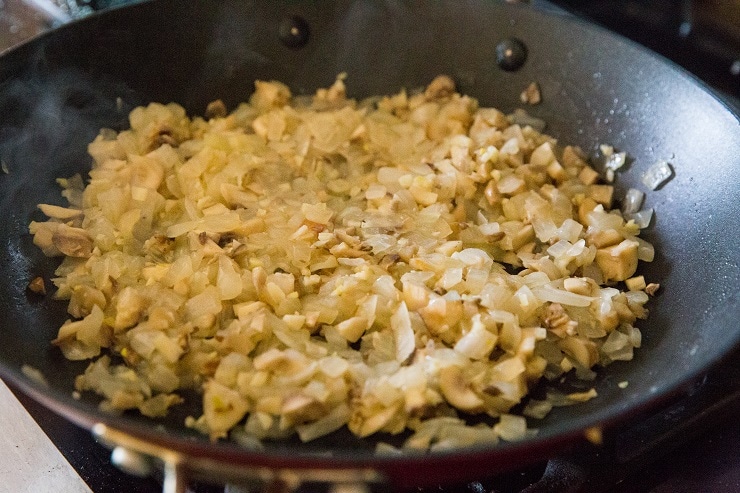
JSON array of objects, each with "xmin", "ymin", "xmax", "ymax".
[{"xmin": 0, "ymin": 0, "xmax": 738, "ymax": 490}]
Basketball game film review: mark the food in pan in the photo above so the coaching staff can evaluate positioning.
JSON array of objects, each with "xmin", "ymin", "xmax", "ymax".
[{"xmin": 30, "ymin": 75, "xmax": 657, "ymax": 450}]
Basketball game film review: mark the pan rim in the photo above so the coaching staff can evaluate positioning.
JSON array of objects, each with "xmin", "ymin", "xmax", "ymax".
[{"xmin": 0, "ymin": 0, "xmax": 738, "ymax": 484}]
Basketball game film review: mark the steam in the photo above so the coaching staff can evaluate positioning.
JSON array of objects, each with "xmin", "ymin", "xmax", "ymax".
[{"xmin": 0, "ymin": 56, "xmax": 135, "ymax": 197}]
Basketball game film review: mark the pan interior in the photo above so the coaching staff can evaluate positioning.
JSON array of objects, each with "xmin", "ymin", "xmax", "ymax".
[{"xmin": 0, "ymin": 0, "xmax": 738, "ymax": 464}]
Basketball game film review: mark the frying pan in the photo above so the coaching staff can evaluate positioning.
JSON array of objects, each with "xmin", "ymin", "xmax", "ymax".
[{"xmin": 0, "ymin": 0, "xmax": 738, "ymax": 490}]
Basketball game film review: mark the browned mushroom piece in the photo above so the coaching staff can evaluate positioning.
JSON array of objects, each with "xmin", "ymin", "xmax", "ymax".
[
  {"xmin": 424, "ymin": 74, "xmax": 456, "ymax": 100},
  {"xmin": 520, "ymin": 82, "xmax": 542, "ymax": 105},
  {"xmin": 27, "ymin": 276, "xmax": 46, "ymax": 295},
  {"xmin": 205, "ymin": 99, "xmax": 228, "ymax": 119},
  {"xmin": 51, "ymin": 224, "xmax": 94, "ymax": 258}
]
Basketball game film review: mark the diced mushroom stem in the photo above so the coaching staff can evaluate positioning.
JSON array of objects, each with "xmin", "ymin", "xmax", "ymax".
[
  {"xmin": 587, "ymin": 185, "xmax": 614, "ymax": 208},
  {"xmin": 544, "ymin": 303, "xmax": 577, "ymax": 338},
  {"xmin": 578, "ymin": 197, "xmax": 598, "ymax": 225},
  {"xmin": 562, "ymin": 145, "xmax": 588, "ymax": 169},
  {"xmin": 578, "ymin": 166, "xmax": 600, "ymax": 185},
  {"xmin": 588, "ymin": 229, "xmax": 623, "ymax": 249},
  {"xmin": 645, "ymin": 283, "xmax": 660, "ymax": 296},
  {"xmin": 596, "ymin": 239, "xmax": 639, "ymax": 282},
  {"xmin": 563, "ymin": 277, "xmax": 593, "ymax": 296},
  {"xmin": 52, "ymin": 224, "xmax": 94, "ymax": 257},
  {"xmin": 625, "ymin": 276, "xmax": 646, "ymax": 292},
  {"xmin": 438, "ymin": 365, "xmax": 485, "ymax": 413},
  {"xmin": 558, "ymin": 336, "xmax": 598, "ymax": 368}
]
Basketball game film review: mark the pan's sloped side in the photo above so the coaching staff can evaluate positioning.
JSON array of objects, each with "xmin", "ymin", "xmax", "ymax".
[{"xmin": 0, "ymin": 0, "xmax": 738, "ymax": 487}]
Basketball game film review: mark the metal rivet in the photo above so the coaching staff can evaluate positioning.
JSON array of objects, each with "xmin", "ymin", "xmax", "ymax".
[
  {"xmin": 279, "ymin": 16, "xmax": 310, "ymax": 49},
  {"xmin": 730, "ymin": 60, "xmax": 740, "ymax": 76},
  {"xmin": 495, "ymin": 38, "xmax": 528, "ymax": 71}
]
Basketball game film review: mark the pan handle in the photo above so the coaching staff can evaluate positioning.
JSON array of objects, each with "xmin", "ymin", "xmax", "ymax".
[{"xmin": 93, "ymin": 423, "xmax": 382, "ymax": 493}]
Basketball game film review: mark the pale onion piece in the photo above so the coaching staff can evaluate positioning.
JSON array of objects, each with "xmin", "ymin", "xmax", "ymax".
[
  {"xmin": 632, "ymin": 236, "xmax": 655, "ymax": 262},
  {"xmin": 376, "ymin": 166, "xmax": 406, "ymax": 189},
  {"xmin": 532, "ymin": 217, "xmax": 557, "ymax": 243},
  {"xmin": 185, "ymin": 286, "xmax": 222, "ymax": 320},
  {"xmin": 604, "ymin": 151, "xmax": 627, "ymax": 171},
  {"xmin": 166, "ymin": 212, "xmax": 242, "ymax": 237},
  {"xmin": 507, "ymin": 109, "xmax": 546, "ymax": 132},
  {"xmin": 497, "ymin": 174, "xmax": 526, "ymax": 195},
  {"xmin": 365, "ymin": 184, "xmax": 387, "ymax": 200},
  {"xmin": 113, "ymin": 286, "xmax": 145, "ymax": 330},
  {"xmin": 358, "ymin": 402, "xmax": 403, "ymax": 438},
  {"xmin": 523, "ymin": 399, "xmax": 552, "ymax": 419},
  {"xmin": 494, "ymin": 414, "xmax": 528, "ymax": 442},
  {"xmin": 217, "ymin": 255, "xmax": 243, "ymax": 300},
  {"xmin": 253, "ymin": 348, "xmax": 309, "ymax": 374},
  {"xmin": 641, "ymin": 160, "xmax": 674, "ymax": 190},
  {"xmin": 318, "ymin": 355, "xmax": 349, "ymax": 378},
  {"xmin": 296, "ymin": 403, "xmax": 350, "ymax": 442},
  {"xmin": 129, "ymin": 330, "xmax": 164, "ymax": 360},
  {"xmin": 454, "ymin": 315, "xmax": 497, "ymax": 360},
  {"xmin": 56, "ymin": 304, "xmax": 105, "ymax": 347},
  {"xmin": 601, "ymin": 330, "xmax": 631, "ymax": 358},
  {"xmin": 556, "ymin": 219, "xmax": 583, "ymax": 244},
  {"xmin": 439, "ymin": 267, "xmax": 463, "ymax": 290},
  {"xmin": 499, "ymin": 137, "xmax": 520, "ymax": 155},
  {"xmin": 335, "ymin": 316, "xmax": 369, "ymax": 343},
  {"xmin": 546, "ymin": 239, "xmax": 572, "ymax": 258},
  {"xmin": 532, "ymin": 286, "xmax": 594, "ymax": 307},
  {"xmin": 530, "ymin": 142, "xmax": 555, "ymax": 167},
  {"xmin": 301, "ymin": 202, "xmax": 334, "ymax": 224},
  {"xmin": 625, "ymin": 290, "xmax": 649, "ymax": 305},
  {"xmin": 29, "ymin": 221, "xmax": 62, "ymax": 257},
  {"xmin": 391, "ymin": 302, "xmax": 415, "ymax": 363},
  {"xmin": 478, "ymin": 221, "xmax": 502, "ymax": 237},
  {"xmin": 38, "ymin": 203, "xmax": 83, "ymax": 220},
  {"xmin": 152, "ymin": 333, "xmax": 184, "ymax": 364},
  {"xmin": 451, "ymin": 248, "xmax": 493, "ymax": 268},
  {"xmin": 465, "ymin": 268, "xmax": 489, "ymax": 293},
  {"xmin": 492, "ymin": 356, "xmax": 526, "ymax": 380},
  {"xmin": 624, "ymin": 208, "xmax": 653, "ymax": 229},
  {"xmin": 522, "ymin": 271, "xmax": 551, "ymax": 288},
  {"xmin": 476, "ymin": 145, "xmax": 499, "ymax": 164},
  {"xmin": 203, "ymin": 380, "xmax": 250, "ymax": 440},
  {"xmin": 622, "ymin": 188, "xmax": 645, "ymax": 214}
]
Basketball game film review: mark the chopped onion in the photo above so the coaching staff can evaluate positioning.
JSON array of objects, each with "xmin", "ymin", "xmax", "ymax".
[
  {"xmin": 605, "ymin": 151, "xmax": 627, "ymax": 171},
  {"xmin": 32, "ymin": 75, "xmax": 660, "ymax": 450},
  {"xmin": 508, "ymin": 109, "xmax": 546, "ymax": 132},
  {"xmin": 622, "ymin": 188, "xmax": 645, "ymax": 214},
  {"xmin": 625, "ymin": 208, "xmax": 653, "ymax": 228},
  {"xmin": 641, "ymin": 160, "xmax": 674, "ymax": 190}
]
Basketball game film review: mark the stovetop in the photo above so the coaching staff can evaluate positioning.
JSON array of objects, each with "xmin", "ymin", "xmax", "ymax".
[{"xmin": 1, "ymin": 1, "xmax": 739, "ymax": 492}]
